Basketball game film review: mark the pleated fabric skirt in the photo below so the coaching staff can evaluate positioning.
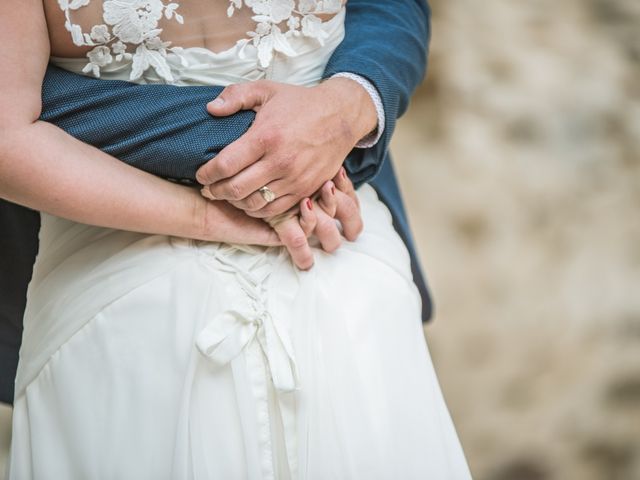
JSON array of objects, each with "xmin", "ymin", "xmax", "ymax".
[{"xmin": 8, "ymin": 185, "xmax": 472, "ymax": 480}]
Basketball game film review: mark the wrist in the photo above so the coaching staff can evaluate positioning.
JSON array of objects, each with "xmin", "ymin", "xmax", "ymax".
[
  {"xmin": 320, "ymin": 77, "xmax": 378, "ymax": 145},
  {"xmin": 187, "ymin": 188, "xmax": 218, "ymax": 241}
]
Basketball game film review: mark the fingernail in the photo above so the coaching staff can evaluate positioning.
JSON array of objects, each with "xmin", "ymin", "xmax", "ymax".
[
  {"xmin": 201, "ymin": 188, "xmax": 216, "ymax": 200},
  {"xmin": 306, "ymin": 199, "xmax": 313, "ymax": 210},
  {"xmin": 210, "ymin": 97, "xmax": 225, "ymax": 107},
  {"xmin": 331, "ymin": 185, "xmax": 336, "ymax": 195},
  {"xmin": 340, "ymin": 167, "xmax": 346, "ymax": 179}
]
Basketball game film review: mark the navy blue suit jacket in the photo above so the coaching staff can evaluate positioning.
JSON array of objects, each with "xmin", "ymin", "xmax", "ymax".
[{"xmin": 0, "ymin": 0, "xmax": 431, "ymax": 404}]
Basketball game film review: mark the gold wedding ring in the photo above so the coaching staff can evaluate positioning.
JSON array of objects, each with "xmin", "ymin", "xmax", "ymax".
[{"xmin": 259, "ymin": 186, "xmax": 276, "ymax": 203}]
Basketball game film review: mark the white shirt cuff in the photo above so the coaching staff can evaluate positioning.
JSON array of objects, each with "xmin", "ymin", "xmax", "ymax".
[{"xmin": 331, "ymin": 72, "xmax": 386, "ymax": 148}]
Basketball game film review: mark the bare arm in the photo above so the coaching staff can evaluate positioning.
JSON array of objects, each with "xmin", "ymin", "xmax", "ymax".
[{"xmin": 0, "ymin": 0, "xmax": 278, "ymax": 246}]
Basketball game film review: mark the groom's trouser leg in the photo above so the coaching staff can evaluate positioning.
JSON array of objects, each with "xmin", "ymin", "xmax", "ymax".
[{"xmin": 0, "ymin": 200, "xmax": 39, "ymax": 404}]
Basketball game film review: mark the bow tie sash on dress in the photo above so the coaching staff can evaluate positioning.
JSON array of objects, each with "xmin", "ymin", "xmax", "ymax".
[{"xmin": 195, "ymin": 245, "xmax": 300, "ymax": 480}]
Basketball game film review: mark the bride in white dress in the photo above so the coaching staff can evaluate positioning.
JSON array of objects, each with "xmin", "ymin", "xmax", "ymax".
[{"xmin": 2, "ymin": 1, "xmax": 472, "ymax": 478}]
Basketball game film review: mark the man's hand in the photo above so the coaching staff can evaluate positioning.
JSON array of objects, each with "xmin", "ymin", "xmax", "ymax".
[{"xmin": 195, "ymin": 78, "xmax": 377, "ymax": 218}]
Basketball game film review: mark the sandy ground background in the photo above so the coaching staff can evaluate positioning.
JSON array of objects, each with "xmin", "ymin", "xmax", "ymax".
[{"xmin": 2, "ymin": 0, "xmax": 640, "ymax": 478}]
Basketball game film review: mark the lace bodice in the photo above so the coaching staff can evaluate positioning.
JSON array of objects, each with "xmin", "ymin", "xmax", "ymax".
[{"xmin": 57, "ymin": 0, "xmax": 344, "ymax": 82}]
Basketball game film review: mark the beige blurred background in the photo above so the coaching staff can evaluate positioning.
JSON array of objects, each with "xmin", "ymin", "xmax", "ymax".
[
  {"xmin": 391, "ymin": 0, "xmax": 640, "ymax": 479},
  {"xmin": 2, "ymin": 0, "xmax": 640, "ymax": 478}
]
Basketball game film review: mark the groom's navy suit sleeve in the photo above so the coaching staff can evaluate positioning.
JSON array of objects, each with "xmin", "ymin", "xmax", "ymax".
[
  {"xmin": 0, "ymin": 1, "xmax": 431, "ymax": 404},
  {"xmin": 325, "ymin": 0, "xmax": 433, "ymax": 323},
  {"xmin": 324, "ymin": 0, "xmax": 431, "ymax": 184}
]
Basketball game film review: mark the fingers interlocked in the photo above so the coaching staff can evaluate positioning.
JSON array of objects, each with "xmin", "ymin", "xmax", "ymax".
[{"xmin": 269, "ymin": 169, "xmax": 363, "ymax": 270}]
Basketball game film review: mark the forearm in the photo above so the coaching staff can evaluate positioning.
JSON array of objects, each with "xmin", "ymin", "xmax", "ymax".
[{"xmin": 0, "ymin": 122, "xmax": 207, "ymax": 239}]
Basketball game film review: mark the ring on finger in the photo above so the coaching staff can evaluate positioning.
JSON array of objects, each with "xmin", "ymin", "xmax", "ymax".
[{"xmin": 258, "ymin": 185, "xmax": 277, "ymax": 203}]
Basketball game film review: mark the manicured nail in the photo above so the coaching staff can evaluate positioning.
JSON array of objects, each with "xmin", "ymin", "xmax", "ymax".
[{"xmin": 306, "ymin": 199, "xmax": 313, "ymax": 210}]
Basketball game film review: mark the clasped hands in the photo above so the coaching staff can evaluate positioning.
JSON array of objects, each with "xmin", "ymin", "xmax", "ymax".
[{"xmin": 196, "ymin": 77, "xmax": 379, "ymax": 269}]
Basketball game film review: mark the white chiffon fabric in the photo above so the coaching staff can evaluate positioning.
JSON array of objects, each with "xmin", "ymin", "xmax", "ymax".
[{"xmin": 8, "ymin": 10, "xmax": 472, "ymax": 480}]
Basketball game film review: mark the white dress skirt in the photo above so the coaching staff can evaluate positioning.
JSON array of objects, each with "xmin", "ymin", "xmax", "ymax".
[{"xmin": 8, "ymin": 10, "xmax": 472, "ymax": 480}]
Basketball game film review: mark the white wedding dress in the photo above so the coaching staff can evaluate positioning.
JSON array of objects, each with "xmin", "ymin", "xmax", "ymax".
[{"xmin": 8, "ymin": 2, "xmax": 472, "ymax": 479}]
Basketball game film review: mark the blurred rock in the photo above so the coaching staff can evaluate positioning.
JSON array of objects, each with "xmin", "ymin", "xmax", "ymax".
[
  {"xmin": 0, "ymin": 404, "xmax": 10, "ymax": 473},
  {"xmin": 392, "ymin": 0, "xmax": 640, "ymax": 479},
  {"xmin": 487, "ymin": 458, "xmax": 550, "ymax": 480}
]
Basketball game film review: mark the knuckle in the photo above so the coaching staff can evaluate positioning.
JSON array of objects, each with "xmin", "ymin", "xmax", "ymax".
[
  {"xmin": 272, "ymin": 153, "xmax": 294, "ymax": 173},
  {"xmin": 254, "ymin": 80, "xmax": 273, "ymax": 96},
  {"xmin": 288, "ymin": 233, "xmax": 308, "ymax": 250},
  {"xmin": 264, "ymin": 130, "xmax": 283, "ymax": 148},
  {"xmin": 216, "ymin": 158, "xmax": 237, "ymax": 178},
  {"xmin": 245, "ymin": 194, "xmax": 264, "ymax": 211},
  {"xmin": 224, "ymin": 84, "xmax": 239, "ymax": 98},
  {"xmin": 226, "ymin": 181, "xmax": 244, "ymax": 200},
  {"xmin": 296, "ymin": 170, "xmax": 312, "ymax": 187}
]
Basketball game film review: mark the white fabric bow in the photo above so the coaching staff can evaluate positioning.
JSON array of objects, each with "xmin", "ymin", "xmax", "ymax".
[{"xmin": 196, "ymin": 306, "xmax": 298, "ymax": 393}]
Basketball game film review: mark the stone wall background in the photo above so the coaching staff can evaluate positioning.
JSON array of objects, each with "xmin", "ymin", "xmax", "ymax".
[
  {"xmin": 392, "ymin": 0, "xmax": 640, "ymax": 479},
  {"xmin": 1, "ymin": 0, "xmax": 639, "ymax": 478}
]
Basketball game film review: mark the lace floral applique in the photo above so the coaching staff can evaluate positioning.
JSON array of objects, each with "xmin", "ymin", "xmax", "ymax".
[
  {"xmin": 227, "ymin": 0, "xmax": 343, "ymax": 68},
  {"xmin": 58, "ymin": 0, "xmax": 187, "ymax": 82}
]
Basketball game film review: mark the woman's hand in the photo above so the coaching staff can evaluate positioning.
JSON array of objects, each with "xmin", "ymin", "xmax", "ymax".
[{"xmin": 267, "ymin": 168, "xmax": 364, "ymax": 270}]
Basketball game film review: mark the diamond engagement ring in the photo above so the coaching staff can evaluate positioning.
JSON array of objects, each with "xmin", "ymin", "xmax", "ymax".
[{"xmin": 259, "ymin": 186, "xmax": 276, "ymax": 203}]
